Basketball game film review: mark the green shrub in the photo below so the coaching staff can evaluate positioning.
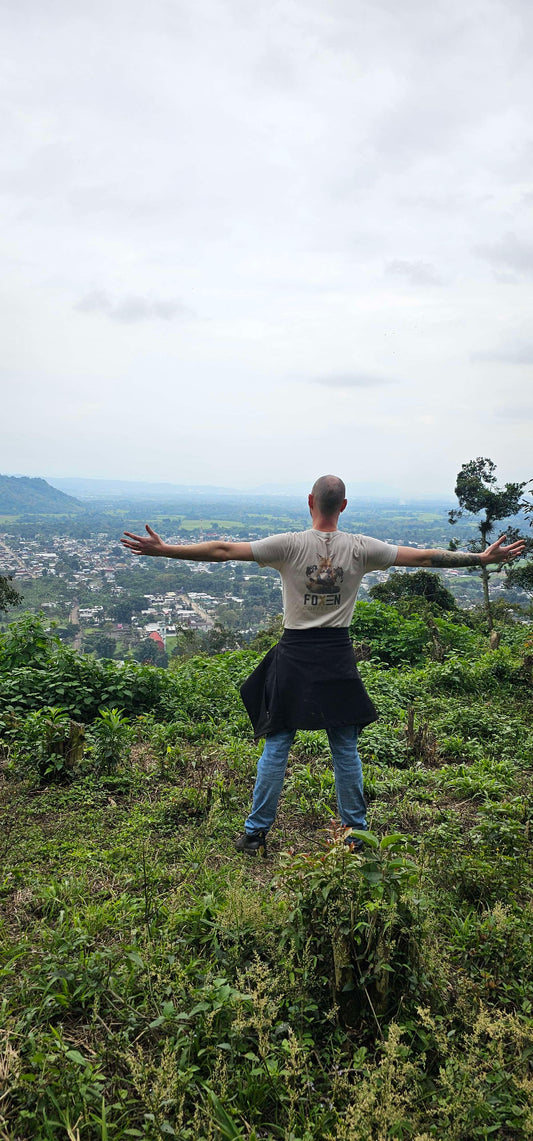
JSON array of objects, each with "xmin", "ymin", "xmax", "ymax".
[
  {"xmin": 8, "ymin": 706, "xmax": 86, "ymax": 784},
  {"xmin": 360, "ymin": 722, "xmax": 410, "ymax": 767},
  {"xmin": 0, "ymin": 649, "xmax": 168, "ymax": 722},
  {"xmin": 275, "ymin": 824, "xmax": 419, "ymax": 1031},
  {"xmin": 87, "ymin": 708, "xmax": 133, "ymax": 776},
  {"xmin": 350, "ymin": 600, "xmax": 429, "ymax": 666},
  {"xmin": 158, "ymin": 651, "xmax": 258, "ymax": 728},
  {"xmin": 421, "ymin": 647, "xmax": 521, "ymax": 694},
  {"xmin": 0, "ymin": 612, "xmax": 58, "ymax": 670}
]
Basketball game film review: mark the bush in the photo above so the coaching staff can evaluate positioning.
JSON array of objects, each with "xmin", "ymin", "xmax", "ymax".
[
  {"xmin": 158, "ymin": 650, "xmax": 259, "ymax": 730},
  {"xmin": 8, "ymin": 706, "xmax": 86, "ymax": 784},
  {"xmin": 350, "ymin": 601, "xmax": 429, "ymax": 666},
  {"xmin": 369, "ymin": 569, "xmax": 458, "ymax": 611},
  {"xmin": 422, "ymin": 647, "xmax": 525, "ymax": 694},
  {"xmin": 350, "ymin": 601, "xmax": 479, "ymax": 668},
  {"xmin": 0, "ymin": 645, "xmax": 169, "ymax": 722},
  {"xmin": 275, "ymin": 824, "xmax": 419, "ymax": 1031},
  {"xmin": 87, "ymin": 708, "xmax": 133, "ymax": 776},
  {"xmin": 0, "ymin": 612, "xmax": 58, "ymax": 670}
]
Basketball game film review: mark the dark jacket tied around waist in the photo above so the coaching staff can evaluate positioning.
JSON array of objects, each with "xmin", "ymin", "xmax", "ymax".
[{"xmin": 240, "ymin": 627, "xmax": 378, "ymax": 739}]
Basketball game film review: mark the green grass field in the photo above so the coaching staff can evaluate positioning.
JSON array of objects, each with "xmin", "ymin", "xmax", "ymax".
[
  {"xmin": 160, "ymin": 519, "xmax": 245, "ymax": 532},
  {"xmin": 1, "ymin": 612, "xmax": 532, "ymax": 1139}
]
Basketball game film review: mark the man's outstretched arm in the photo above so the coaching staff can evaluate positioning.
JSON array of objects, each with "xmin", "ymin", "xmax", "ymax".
[
  {"xmin": 394, "ymin": 535, "xmax": 525, "ymax": 568},
  {"xmin": 121, "ymin": 525, "xmax": 254, "ymax": 562}
]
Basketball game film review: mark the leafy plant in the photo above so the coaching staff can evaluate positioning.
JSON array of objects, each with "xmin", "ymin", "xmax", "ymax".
[
  {"xmin": 350, "ymin": 600, "xmax": 429, "ymax": 666},
  {"xmin": 0, "ymin": 645, "xmax": 169, "ymax": 721},
  {"xmin": 9, "ymin": 705, "xmax": 85, "ymax": 784},
  {"xmin": 284, "ymin": 762, "xmax": 336, "ymax": 818},
  {"xmin": 0, "ymin": 573, "xmax": 21, "ymax": 613},
  {"xmin": 0, "ymin": 612, "xmax": 59, "ymax": 670},
  {"xmin": 276, "ymin": 823, "xmax": 419, "ymax": 1031},
  {"xmin": 88, "ymin": 708, "xmax": 132, "ymax": 775}
]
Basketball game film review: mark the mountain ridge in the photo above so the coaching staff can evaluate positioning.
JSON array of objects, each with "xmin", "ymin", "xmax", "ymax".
[
  {"xmin": 46, "ymin": 476, "xmax": 444, "ymax": 502},
  {"xmin": 0, "ymin": 475, "xmax": 82, "ymax": 515}
]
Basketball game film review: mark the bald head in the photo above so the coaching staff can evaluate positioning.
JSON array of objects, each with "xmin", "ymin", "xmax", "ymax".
[{"xmin": 311, "ymin": 474, "xmax": 346, "ymax": 517}]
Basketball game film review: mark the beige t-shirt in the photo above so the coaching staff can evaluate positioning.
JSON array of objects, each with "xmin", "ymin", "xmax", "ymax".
[{"xmin": 251, "ymin": 530, "xmax": 398, "ymax": 629}]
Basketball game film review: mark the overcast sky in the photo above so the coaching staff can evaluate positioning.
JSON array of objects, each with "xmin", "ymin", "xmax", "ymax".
[{"xmin": 2, "ymin": 0, "xmax": 532, "ymax": 496}]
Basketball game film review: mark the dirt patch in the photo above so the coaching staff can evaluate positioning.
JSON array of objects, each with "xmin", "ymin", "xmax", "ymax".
[{"xmin": 434, "ymin": 796, "xmax": 482, "ymax": 827}]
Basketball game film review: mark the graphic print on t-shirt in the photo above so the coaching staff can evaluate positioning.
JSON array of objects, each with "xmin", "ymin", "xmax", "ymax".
[
  {"xmin": 304, "ymin": 537, "xmax": 344, "ymax": 609},
  {"xmin": 305, "ymin": 556, "xmax": 344, "ymax": 594}
]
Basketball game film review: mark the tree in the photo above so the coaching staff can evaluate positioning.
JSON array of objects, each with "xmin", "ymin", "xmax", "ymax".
[
  {"xmin": 133, "ymin": 640, "xmax": 168, "ymax": 667},
  {"xmin": 84, "ymin": 631, "xmax": 117, "ymax": 659},
  {"xmin": 205, "ymin": 622, "xmax": 242, "ymax": 653},
  {"xmin": 55, "ymin": 624, "xmax": 78, "ymax": 644},
  {"xmin": 111, "ymin": 595, "xmax": 150, "ymax": 623},
  {"xmin": 170, "ymin": 625, "xmax": 206, "ymax": 659},
  {"xmin": 0, "ymin": 575, "xmax": 22, "ymax": 613},
  {"xmin": 505, "ymin": 563, "xmax": 533, "ymax": 596},
  {"xmin": 448, "ymin": 458, "xmax": 530, "ymax": 630},
  {"xmin": 250, "ymin": 614, "xmax": 284, "ymax": 652},
  {"xmin": 55, "ymin": 553, "xmax": 80, "ymax": 575},
  {"xmin": 505, "ymin": 497, "xmax": 533, "ymax": 599},
  {"xmin": 215, "ymin": 605, "xmax": 242, "ymax": 630},
  {"xmin": 369, "ymin": 570, "xmax": 457, "ymax": 612}
]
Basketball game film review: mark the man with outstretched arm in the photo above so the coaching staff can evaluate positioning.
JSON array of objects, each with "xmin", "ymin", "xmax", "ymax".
[{"xmin": 121, "ymin": 475, "xmax": 524, "ymax": 855}]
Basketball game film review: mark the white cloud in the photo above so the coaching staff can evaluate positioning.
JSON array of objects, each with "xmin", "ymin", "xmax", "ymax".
[
  {"xmin": 310, "ymin": 373, "xmax": 397, "ymax": 388},
  {"xmin": 1, "ymin": 0, "xmax": 532, "ymax": 493},
  {"xmin": 492, "ymin": 403, "xmax": 533, "ymax": 421},
  {"xmin": 472, "ymin": 342, "xmax": 533, "ymax": 364},
  {"xmin": 75, "ymin": 292, "xmax": 189, "ymax": 323},
  {"xmin": 475, "ymin": 232, "xmax": 533, "ymax": 277},
  {"xmin": 386, "ymin": 260, "xmax": 444, "ymax": 287}
]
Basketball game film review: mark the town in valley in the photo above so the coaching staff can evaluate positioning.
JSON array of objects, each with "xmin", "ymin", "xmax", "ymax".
[{"xmin": 0, "ymin": 478, "xmax": 529, "ymax": 664}]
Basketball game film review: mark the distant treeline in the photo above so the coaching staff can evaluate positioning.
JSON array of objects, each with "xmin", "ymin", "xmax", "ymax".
[{"xmin": 0, "ymin": 512, "xmax": 506, "ymax": 550}]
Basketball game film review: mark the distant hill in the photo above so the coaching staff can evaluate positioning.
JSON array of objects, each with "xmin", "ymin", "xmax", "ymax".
[
  {"xmin": 0, "ymin": 475, "xmax": 82, "ymax": 515},
  {"xmin": 48, "ymin": 476, "xmax": 427, "ymax": 500},
  {"xmin": 48, "ymin": 477, "xmax": 245, "ymax": 499}
]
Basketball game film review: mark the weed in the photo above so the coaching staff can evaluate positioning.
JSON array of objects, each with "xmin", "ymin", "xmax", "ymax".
[
  {"xmin": 88, "ymin": 708, "xmax": 133, "ymax": 776},
  {"xmin": 284, "ymin": 763, "xmax": 336, "ymax": 819}
]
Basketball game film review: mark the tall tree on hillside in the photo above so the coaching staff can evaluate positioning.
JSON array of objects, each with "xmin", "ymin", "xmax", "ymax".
[
  {"xmin": 448, "ymin": 458, "xmax": 531, "ymax": 630},
  {"xmin": 505, "ymin": 498, "xmax": 533, "ymax": 599},
  {"xmin": 0, "ymin": 575, "xmax": 21, "ymax": 613}
]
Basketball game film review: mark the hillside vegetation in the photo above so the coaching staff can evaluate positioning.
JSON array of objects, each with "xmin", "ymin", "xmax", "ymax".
[
  {"xmin": 1, "ymin": 606, "xmax": 532, "ymax": 1140},
  {"xmin": 0, "ymin": 476, "xmax": 82, "ymax": 516}
]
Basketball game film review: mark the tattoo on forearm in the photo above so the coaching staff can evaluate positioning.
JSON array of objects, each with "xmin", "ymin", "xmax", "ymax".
[{"xmin": 428, "ymin": 551, "xmax": 483, "ymax": 568}]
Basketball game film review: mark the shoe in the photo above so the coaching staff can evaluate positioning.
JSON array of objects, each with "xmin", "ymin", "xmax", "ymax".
[
  {"xmin": 235, "ymin": 829, "xmax": 267, "ymax": 855},
  {"xmin": 344, "ymin": 836, "xmax": 364, "ymax": 851},
  {"xmin": 342, "ymin": 827, "xmax": 365, "ymax": 851}
]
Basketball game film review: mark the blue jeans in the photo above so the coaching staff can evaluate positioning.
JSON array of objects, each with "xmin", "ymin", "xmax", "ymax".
[{"xmin": 244, "ymin": 726, "xmax": 367, "ymax": 835}]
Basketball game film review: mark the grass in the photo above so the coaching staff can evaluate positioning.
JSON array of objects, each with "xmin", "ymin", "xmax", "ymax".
[
  {"xmin": 1, "ymin": 613, "xmax": 532, "ymax": 1139},
  {"xmin": 2, "ymin": 682, "xmax": 533, "ymax": 1139}
]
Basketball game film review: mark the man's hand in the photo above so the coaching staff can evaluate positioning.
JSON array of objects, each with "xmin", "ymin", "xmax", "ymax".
[
  {"xmin": 480, "ymin": 536, "xmax": 526, "ymax": 565},
  {"xmin": 120, "ymin": 528, "xmax": 254, "ymax": 562},
  {"xmin": 396, "ymin": 535, "xmax": 526, "ymax": 568},
  {"xmin": 121, "ymin": 525, "xmax": 167, "ymax": 557}
]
